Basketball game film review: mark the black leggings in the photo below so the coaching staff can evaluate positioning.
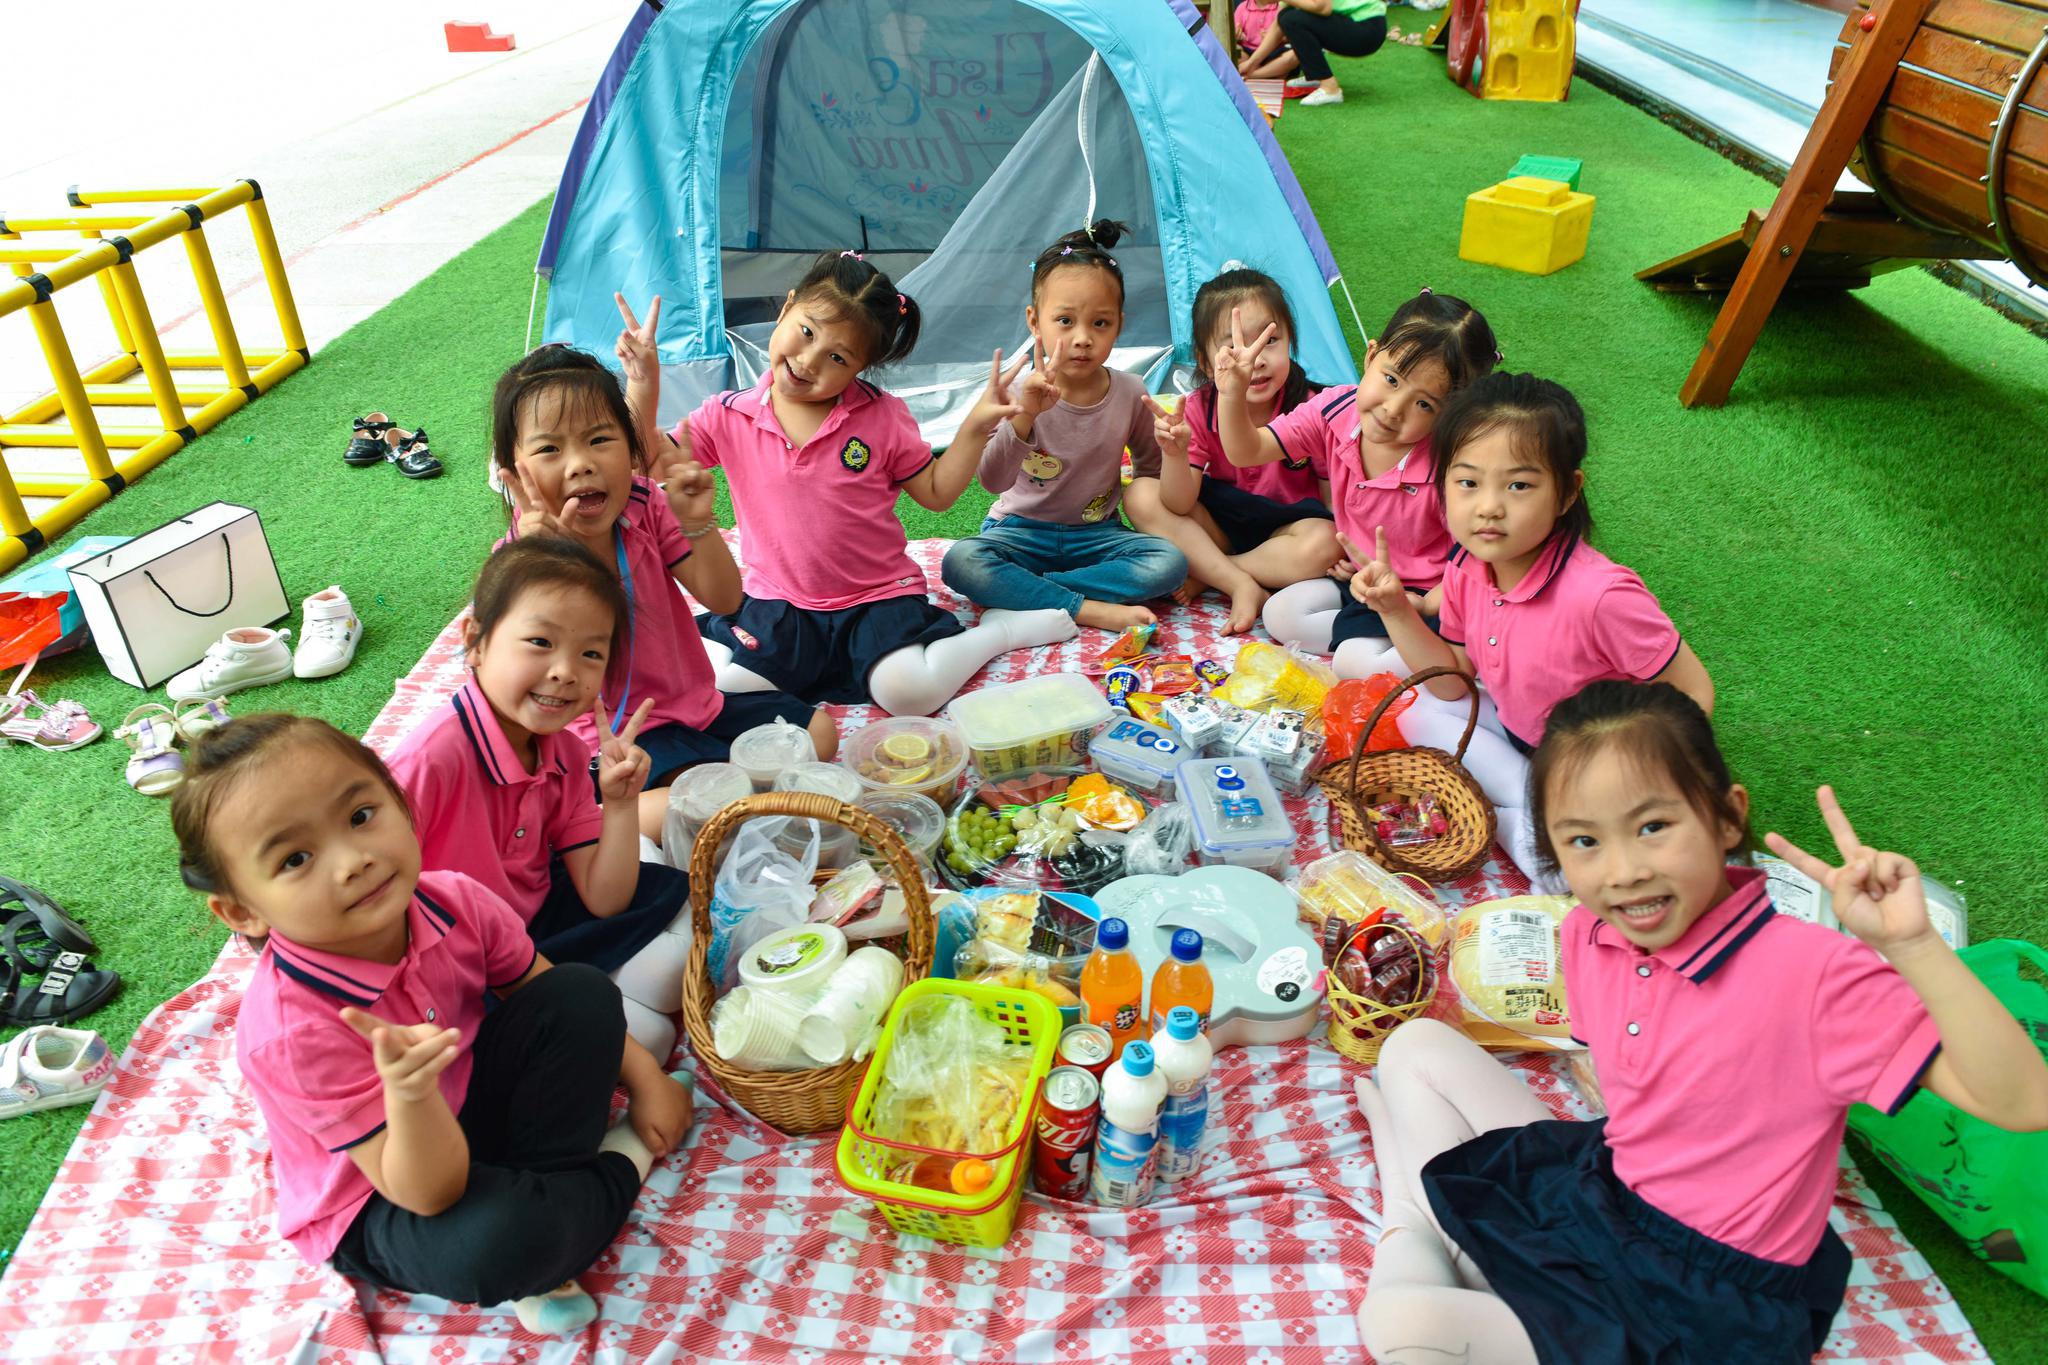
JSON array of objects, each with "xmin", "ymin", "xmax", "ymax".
[
  {"xmin": 1277, "ymin": 9, "xmax": 1388, "ymax": 82},
  {"xmin": 331, "ymin": 964, "xmax": 640, "ymax": 1306}
]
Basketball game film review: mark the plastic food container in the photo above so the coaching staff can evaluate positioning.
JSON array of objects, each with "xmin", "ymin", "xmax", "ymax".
[
  {"xmin": 730, "ymin": 718, "xmax": 818, "ymax": 791},
  {"xmin": 840, "ymin": 716, "xmax": 970, "ymax": 808},
  {"xmin": 1175, "ymin": 757, "xmax": 1295, "ymax": 877},
  {"xmin": 947, "ymin": 673, "xmax": 1113, "ymax": 778},
  {"xmin": 1087, "ymin": 715, "xmax": 1195, "ymax": 796},
  {"xmin": 738, "ymin": 922, "xmax": 848, "ymax": 996},
  {"xmin": 661, "ymin": 762, "xmax": 753, "ymax": 868},
  {"xmin": 773, "ymin": 763, "xmax": 865, "ymax": 869},
  {"xmin": 856, "ymin": 790, "xmax": 947, "ymax": 867}
]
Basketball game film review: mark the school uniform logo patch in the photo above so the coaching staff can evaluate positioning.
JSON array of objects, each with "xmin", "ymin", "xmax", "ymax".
[{"xmin": 840, "ymin": 437, "xmax": 872, "ymax": 472}]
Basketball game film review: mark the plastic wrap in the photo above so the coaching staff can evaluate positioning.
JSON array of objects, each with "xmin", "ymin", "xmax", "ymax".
[{"xmin": 870, "ymin": 992, "xmax": 1035, "ymax": 1155}]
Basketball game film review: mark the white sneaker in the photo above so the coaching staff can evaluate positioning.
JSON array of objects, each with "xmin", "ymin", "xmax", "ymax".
[
  {"xmin": 167, "ymin": 627, "xmax": 294, "ymax": 702},
  {"xmin": 1301, "ymin": 87, "xmax": 1345, "ymax": 106},
  {"xmin": 0, "ymin": 1026, "xmax": 114, "ymax": 1121},
  {"xmin": 294, "ymin": 586, "xmax": 361, "ymax": 679},
  {"xmin": 1286, "ymin": 76, "xmax": 1318, "ymax": 89}
]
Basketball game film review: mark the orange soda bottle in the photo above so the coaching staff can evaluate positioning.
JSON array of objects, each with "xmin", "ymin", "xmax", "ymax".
[
  {"xmin": 1081, "ymin": 917, "xmax": 1148, "ymax": 1058},
  {"xmin": 1150, "ymin": 928, "xmax": 1213, "ymax": 1035}
]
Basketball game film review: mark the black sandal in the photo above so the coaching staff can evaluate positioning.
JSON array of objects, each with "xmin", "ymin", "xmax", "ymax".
[
  {"xmin": 386, "ymin": 426, "xmax": 444, "ymax": 480},
  {"xmin": 0, "ymin": 875, "xmax": 94, "ymax": 957},
  {"xmin": 345, "ymin": 413, "xmax": 395, "ymax": 467},
  {"xmin": 2, "ymin": 913, "xmax": 119, "ymax": 1026}
]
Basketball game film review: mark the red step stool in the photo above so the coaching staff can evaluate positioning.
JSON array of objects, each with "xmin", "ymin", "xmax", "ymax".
[{"xmin": 445, "ymin": 20, "xmax": 515, "ymax": 53}]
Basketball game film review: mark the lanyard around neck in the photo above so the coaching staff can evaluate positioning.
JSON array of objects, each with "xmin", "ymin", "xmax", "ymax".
[{"xmin": 610, "ymin": 526, "xmax": 634, "ymax": 735}]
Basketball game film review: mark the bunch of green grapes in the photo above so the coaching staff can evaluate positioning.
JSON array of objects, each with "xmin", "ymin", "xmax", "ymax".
[{"xmin": 944, "ymin": 805, "xmax": 1018, "ymax": 877}]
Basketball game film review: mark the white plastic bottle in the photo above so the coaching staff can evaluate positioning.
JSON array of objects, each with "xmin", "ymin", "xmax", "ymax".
[
  {"xmin": 1089, "ymin": 1040, "xmax": 1168, "ymax": 1207},
  {"xmin": 1153, "ymin": 1005, "xmax": 1215, "ymax": 1183}
]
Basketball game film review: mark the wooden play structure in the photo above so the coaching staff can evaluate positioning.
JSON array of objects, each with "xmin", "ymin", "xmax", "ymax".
[{"xmin": 1641, "ymin": 0, "xmax": 2048, "ymax": 407}]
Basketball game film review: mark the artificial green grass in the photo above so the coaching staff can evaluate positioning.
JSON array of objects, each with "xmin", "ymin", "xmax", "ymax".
[{"xmin": 2, "ymin": 18, "xmax": 2044, "ymax": 1354}]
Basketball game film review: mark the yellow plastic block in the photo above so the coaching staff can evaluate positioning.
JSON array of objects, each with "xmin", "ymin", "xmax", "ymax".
[
  {"xmin": 1482, "ymin": 0, "xmax": 1576, "ymax": 103},
  {"xmin": 1458, "ymin": 176, "xmax": 1595, "ymax": 276}
]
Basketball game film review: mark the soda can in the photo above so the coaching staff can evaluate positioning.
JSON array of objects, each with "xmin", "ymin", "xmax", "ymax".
[
  {"xmin": 1195, "ymin": 658, "xmax": 1229, "ymax": 687},
  {"xmin": 1057, "ymin": 1023, "xmax": 1114, "ymax": 1080},
  {"xmin": 1104, "ymin": 666, "xmax": 1142, "ymax": 708},
  {"xmin": 1032, "ymin": 1066, "xmax": 1102, "ymax": 1200}
]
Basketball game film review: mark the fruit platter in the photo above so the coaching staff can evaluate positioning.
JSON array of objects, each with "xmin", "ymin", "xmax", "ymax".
[{"xmin": 936, "ymin": 767, "xmax": 1152, "ymax": 897}]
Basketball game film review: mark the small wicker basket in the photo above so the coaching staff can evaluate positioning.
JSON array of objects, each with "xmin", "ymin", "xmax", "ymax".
[
  {"xmin": 682, "ymin": 790, "xmax": 934, "ymax": 1136},
  {"xmin": 1317, "ymin": 666, "xmax": 1496, "ymax": 883},
  {"xmin": 1324, "ymin": 917, "xmax": 1437, "ymax": 1065}
]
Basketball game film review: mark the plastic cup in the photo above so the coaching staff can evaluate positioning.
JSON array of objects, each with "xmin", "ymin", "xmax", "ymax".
[
  {"xmin": 662, "ymin": 762, "xmax": 754, "ymax": 867},
  {"xmin": 730, "ymin": 720, "xmax": 818, "ymax": 792},
  {"xmin": 798, "ymin": 948, "xmax": 905, "ymax": 1064},
  {"xmin": 715, "ymin": 986, "xmax": 811, "ymax": 1069}
]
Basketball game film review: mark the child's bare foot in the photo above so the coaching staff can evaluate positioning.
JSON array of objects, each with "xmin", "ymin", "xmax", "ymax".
[
  {"xmin": 1171, "ymin": 575, "xmax": 1212, "ymax": 607},
  {"xmin": 1225, "ymin": 581, "xmax": 1268, "ymax": 635},
  {"xmin": 1075, "ymin": 600, "xmax": 1158, "ymax": 632}
]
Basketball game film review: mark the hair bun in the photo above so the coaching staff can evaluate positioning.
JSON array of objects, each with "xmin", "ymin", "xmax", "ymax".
[{"xmin": 1086, "ymin": 217, "xmax": 1128, "ymax": 250}]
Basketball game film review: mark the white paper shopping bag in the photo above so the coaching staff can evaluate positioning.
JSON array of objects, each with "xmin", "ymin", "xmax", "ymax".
[{"xmin": 65, "ymin": 503, "xmax": 289, "ymax": 688}]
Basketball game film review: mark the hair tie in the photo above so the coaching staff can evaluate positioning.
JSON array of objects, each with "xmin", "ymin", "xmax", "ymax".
[
  {"xmin": 1494, "ymin": 347, "xmax": 1505, "ymax": 362},
  {"xmin": 1059, "ymin": 245, "xmax": 1074, "ymax": 257},
  {"xmin": 840, "ymin": 250, "xmax": 865, "ymax": 261},
  {"xmin": 897, "ymin": 293, "xmax": 908, "ymax": 316},
  {"xmin": 1221, "ymin": 258, "xmax": 1247, "ymax": 272},
  {"xmin": 1419, "ymin": 285, "xmax": 1433, "ymax": 295}
]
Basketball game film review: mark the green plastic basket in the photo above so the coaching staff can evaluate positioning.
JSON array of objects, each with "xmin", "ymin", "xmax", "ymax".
[{"xmin": 835, "ymin": 978, "xmax": 1061, "ymax": 1247}]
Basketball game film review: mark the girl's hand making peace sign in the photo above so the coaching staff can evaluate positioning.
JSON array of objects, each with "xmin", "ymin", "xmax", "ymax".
[
  {"xmin": 1337, "ymin": 527, "xmax": 1410, "ymax": 614},
  {"xmin": 1211, "ymin": 305, "xmax": 1277, "ymax": 402},
  {"xmin": 506, "ymin": 462, "xmax": 577, "ymax": 541},
  {"xmin": 1765, "ymin": 787, "xmax": 1937, "ymax": 954},
  {"xmin": 592, "ymin": 695, "xmax": 655, "ymax": 807},
  {"xmin": 964, "ymin": 348, "xmax": 1032, "ymax": 437},
  {"xmin": 1015, "ymin": 339, "xmax": 1064, "ymax": 420},
  {"xmin": 614, "ymin": 293, "xmax": 662, "ymax": 386},
  {"xmin": 1143, "ymin": 394, "xmax": 1192, "ymax": 462}
]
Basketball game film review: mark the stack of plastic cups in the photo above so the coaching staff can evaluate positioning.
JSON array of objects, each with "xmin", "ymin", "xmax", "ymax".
[
  {"xmin": 711, "ymin": 986, "xmax": 814, "ymax": 1069},
  {"xmin": 797, "ymin": 947, "xmax": 905, "ymax": 1064}
]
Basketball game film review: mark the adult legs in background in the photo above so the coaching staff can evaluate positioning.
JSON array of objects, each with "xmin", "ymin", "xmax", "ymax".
[
  {"xmin": 1276, "ymin": 10, "xmax": 1388, "ymax": 102},
  {"xmin": 1353, "ymin": 1019, "xmax": 1543, "ymax": 1365},
  {"xmin": 865, "ymin": 610, "xmax": 1079, "ymax": 717},
  {"xmin": 1263, "ymin": 578, "xmax": 1343, "ymax": 654},
  {"xmin": 332, "ymin": 966, "xmax": 644, "ymax": 1309}
]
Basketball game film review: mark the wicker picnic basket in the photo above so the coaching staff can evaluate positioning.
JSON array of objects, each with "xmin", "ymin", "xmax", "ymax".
[
  {"xmin": 682, "ymin": 790, "xmax": 935, "ymax": 1136},
  {"xmin": 1316, "ymin": 666, "xmax": 1496, "ymax": 883},
  {"xmin": 1323, "ymin": 916, "xmax": 1438, "ymax": 1066}
]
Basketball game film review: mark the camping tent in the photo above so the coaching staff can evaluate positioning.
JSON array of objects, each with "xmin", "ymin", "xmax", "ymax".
[{"xmin": 537, "ymin": 0, "xmax": 1361, "ymax": 440}]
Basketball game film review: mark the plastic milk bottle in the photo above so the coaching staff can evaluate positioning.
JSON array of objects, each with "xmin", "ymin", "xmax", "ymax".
[
  {"xmin": 1153, "ymin": 1005, "xmax": 1215, "ymax": 1183},
  {"xmin": 1089, "ymin": 1040, "xmax": 1168, "ymax": 1206}
]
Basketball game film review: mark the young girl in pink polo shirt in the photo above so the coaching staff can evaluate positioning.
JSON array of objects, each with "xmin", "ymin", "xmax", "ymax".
[
  {"xmin": 1124, "ymin": 266, "xmax": 1335, "ymax": 635},
  {"xmin": 939, "ymin": 220, "xmax": 1189, "ymax": 634},
  {"xmin": 1342, "ymin": 371, "xmax": 1714, "ymax": 880},
  {"xmin": 624, "ymin": 251, "xmax": 1081, "ymax": 717},
  {"xmin": 493, "ymin": 344, "xmax": 832, "ymax": 833},
  {"xmin": 1224, "ymin": 289, "xmax": 1497, "ymax": 668},
  {"xmin": 387, "ymin": 539, "xmax": 692, "ymax": 1059},
  {"xmin": 1355, "ymin": 681, "xmax": 2048, "ymax": 1365},
  {"xmin": 172, "ymin": 714, "xmax": 692, "ymax": 1335}
]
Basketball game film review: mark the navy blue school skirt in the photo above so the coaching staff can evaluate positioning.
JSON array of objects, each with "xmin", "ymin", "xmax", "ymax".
[
  {"xmin": 1329, "ymin": 592, "xmax": 1439, "ymax": 648},
  {"xmin": 1195, "ymin": 478, "xmax": 1331, "ymax": 556},
  {"xmin": 527, "ymin": 859, "xmax": 686, "ymax": 976},
  {"xmin": 1422, "ymin": 1119, "xmax": 1851, "ymax": 1365},
  {"xmin": 698, "ymin": 593, "xmax": 964, "ymax": 705}
]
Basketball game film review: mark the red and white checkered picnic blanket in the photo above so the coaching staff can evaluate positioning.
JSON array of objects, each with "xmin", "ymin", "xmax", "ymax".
[{"xmin": 0, "ymin": 540, "xmax": 1987, "ymax": 1363}]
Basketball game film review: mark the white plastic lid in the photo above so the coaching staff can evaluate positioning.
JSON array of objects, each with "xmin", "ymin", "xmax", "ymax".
[
  {"xmin": 674, "ymin": 762, "xmax": 754, "ymax": 822},
  {"xmin": 1176, "ymin": 757, "xmax": 1294, "ymax": 852},
  {"xmin": 947, "ymin": 673, "xmax": 1111, "ymax": 749},
  {"xmin": 737, "ymin": 923, "xmax": 848, "ymax": 995},
  {"xmin": 773, "ymin": 762, "xmax": 865, "ymax": 803}
]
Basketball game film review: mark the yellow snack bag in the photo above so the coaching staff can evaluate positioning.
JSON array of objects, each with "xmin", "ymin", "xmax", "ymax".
[{"xmin": 1214, "ymin": 640, "xmax": 1336, "ymax": 713}]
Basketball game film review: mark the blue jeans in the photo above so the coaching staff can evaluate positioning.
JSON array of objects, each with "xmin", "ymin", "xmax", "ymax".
[{"xmin": 941, "ymin": 515, "xmax": 1188, "ymax": 614}]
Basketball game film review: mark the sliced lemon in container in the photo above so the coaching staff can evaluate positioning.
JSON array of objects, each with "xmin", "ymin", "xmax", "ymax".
[{"xmin": 884, "ymin": 763, "xmax": 934, "ymax": 786}]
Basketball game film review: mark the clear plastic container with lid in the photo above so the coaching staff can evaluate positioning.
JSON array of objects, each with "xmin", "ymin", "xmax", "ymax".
[
  {"xmin": 729, "ymin": 717, "xmax": 818, "ymax": 791},
  {"xmin": 1087, "ymin": 715, "xmax": 1194, "ymax": 796},
  {"xmin": 947, "ymin": 673, "xmax": 1113, "ymax": 778},
  {"xmin": 1174, "ymin": 757, "xmax": 1295, "ymax": 876},
  {"xmin": 839, "ymin": 716, "xmax": 970, "ymax": 808},
  {"xmin": 773, "ymin": 763, "xmax": 865, "ymax": 869},
  {"xmin": 662, "ymin": 762, "xmax": 754, "ymax": 869},
  {"xmin": 855, "ymin": 790, "xmax": 947, "ymax": 868}
]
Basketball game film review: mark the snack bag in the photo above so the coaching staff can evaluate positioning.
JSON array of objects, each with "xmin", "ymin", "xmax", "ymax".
[
  {"xmin": 1445, "ymin": 895, "xmax": 1577, "ymax": 1051},
  {"xmin": 1214, "ymin": 640, "xmax": 1335, "ymax": 714},
  {"xmin": 1321, "ymin": 674, "xmax": 1415, "ymax": 761},
  {"xmin": 1292, "ymin": 849, "xmax": 1446, "ymax": 950}
]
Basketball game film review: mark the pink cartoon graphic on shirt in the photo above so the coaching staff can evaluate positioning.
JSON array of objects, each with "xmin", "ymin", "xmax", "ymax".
[{"xmin": 1020, "ymin": 448, "xmax": 1064, "ymax": 485}]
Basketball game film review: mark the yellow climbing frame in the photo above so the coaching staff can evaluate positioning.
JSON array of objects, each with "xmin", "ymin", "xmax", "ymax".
[{"xmin": 0, "ymin": 180, "xmax": 307, "ymax": 572}]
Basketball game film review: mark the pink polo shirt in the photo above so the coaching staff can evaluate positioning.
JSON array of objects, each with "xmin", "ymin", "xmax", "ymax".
[
  {"xmin": 1265, "ymin": 386, "xmax": 1450, "ymax": 591},
  {"xmin": 386, "ymin": 678, "xmax": 605, "ymax": 918},
  {"xmin": 1439, "ymin": 535, "xmax": 1682, "ymax": 746},
  {"xmin": 1563, "ymin": 868, "xmax": 1939, "ymax": 1263},
  {"xmin": 1182, "ymin": 384, "xmax": 1328, "ymax": 506},
  {"xmin": 678, "ymin": 375, "xmax": 933, "ymax": 612},
  {"xmin": 235, "ymin": 869, "xmax": 539, "ymax": 1262},
  {"xmin": 500, "ymin": 477, "xmax": 724, "ymax": 740}
]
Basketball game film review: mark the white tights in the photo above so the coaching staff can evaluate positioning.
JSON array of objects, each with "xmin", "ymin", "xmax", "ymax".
[
  {"xmin": 612, "ymin": 915, "xmax": 692, "ymax": 1062},
  {"xmin": 1354, "ymin": 1019, "xmax": 1546, "ymax": 1365},
  {"xmin": 702, "ymin": 608, "xmax": 1077, "ymax": 717}
]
